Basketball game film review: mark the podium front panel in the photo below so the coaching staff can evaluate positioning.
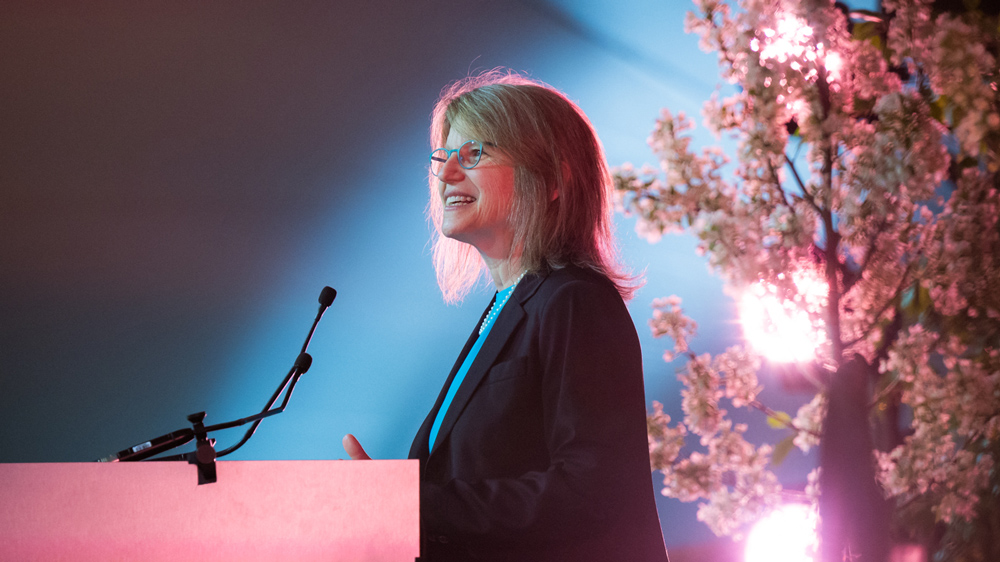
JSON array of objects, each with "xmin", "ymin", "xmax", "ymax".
[{"xmin": 0, "ymin": 460, "xmax": 419, "ymax": 562}]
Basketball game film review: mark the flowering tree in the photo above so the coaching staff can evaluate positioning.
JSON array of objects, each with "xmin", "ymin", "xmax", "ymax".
[{"xmin": 614, "ymin": 0, "xmax": 1000, "ymax": 560}]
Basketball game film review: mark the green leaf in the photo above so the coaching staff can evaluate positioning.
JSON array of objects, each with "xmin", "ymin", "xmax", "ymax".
[
  {"xmin": 903, "ymin": 283, "xmax": 932, "ymax": 319},
  {"xmin": 851, "ymin": 22, "xmax": 883, "ymax": 50},
  {"xmin": 930, "ymin": 95, "xmax": 949, "ymax": 124},
  {"xmin": 772, "ymin": 435, "xmax": 797, "ymax": 466},
  {"xmin": 767, "ymin": 410, "xmax": 793, "ymax": 429},
  {"xmin": 916, "ymin": 284, "xmax": 931, "ymax": 312},
  {"xmin": 959, "ymin": 156, "xmax": 979, "ymax": 170},
  {"xmin": 853, "ymin": 95, "xmax": 876, "ymax": 117}
]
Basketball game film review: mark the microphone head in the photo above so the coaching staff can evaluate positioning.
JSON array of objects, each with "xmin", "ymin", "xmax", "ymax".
[
  {"xmin": 318, "ymin": 286, "xmax": 337, "ymax": 308},
  {"xmin": 294, "ymin": 352, "xmax": 313, "ymax": 373}
]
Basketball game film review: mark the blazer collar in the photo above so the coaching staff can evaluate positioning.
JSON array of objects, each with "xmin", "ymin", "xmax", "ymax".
[
  {"xmin": 510, "ymin": 267, "xmax": 546, "ymax": 305},
  {"xmin": 423, "ymin": 269, "xmax": 550, "ymax": 456}
]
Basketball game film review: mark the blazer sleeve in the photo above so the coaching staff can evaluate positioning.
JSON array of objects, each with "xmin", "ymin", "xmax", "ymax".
[{"xmin": 419, "ymin": 277, "xmax": 655, "ymax": 548}]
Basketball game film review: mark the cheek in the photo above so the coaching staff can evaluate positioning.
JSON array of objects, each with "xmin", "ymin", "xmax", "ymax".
[
  {"xmin": 479, "ymin": 191, "xmax": 513, "ymax": 222},
  {"xmin": 482, "ymin": 170, "xmax": 516, "ymax": 219}
]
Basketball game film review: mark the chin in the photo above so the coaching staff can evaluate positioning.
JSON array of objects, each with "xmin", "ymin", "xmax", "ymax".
[
  {"xmin": 440, "ymin": 227, "xmax": 463, "ymax": 242},
  {"xmin": 442, "ymin": 232, "xmax": 473, "ymax": 246},
  {"xmin": 440, "ymin": 221, "xmax": 469, "ymax": 242}
]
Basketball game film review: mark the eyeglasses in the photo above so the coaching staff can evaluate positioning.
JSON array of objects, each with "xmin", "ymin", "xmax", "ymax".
[{"xmin": 429, "ymin": 139, "xmax": 491, "ymax": 177}]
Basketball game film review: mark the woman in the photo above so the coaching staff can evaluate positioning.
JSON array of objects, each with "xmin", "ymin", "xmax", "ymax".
[{"xmin": 345, "ymin": 71, "xmax": 668, "ymax": 562}]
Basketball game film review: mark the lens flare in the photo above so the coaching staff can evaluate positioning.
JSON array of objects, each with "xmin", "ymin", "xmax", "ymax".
[
  {"xmin": 737, "ymin": 273, "xmax": 826, "ymax": 363},
  {"xmin": 745, "ymin": 503, "xmax": 818, "ymax": 562}
]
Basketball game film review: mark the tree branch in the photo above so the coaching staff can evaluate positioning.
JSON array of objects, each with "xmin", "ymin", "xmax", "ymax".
[
  {"xmin": 767, "ymin": 159, "xmax": 800, "ymax": 214},
  {"xmin": 869, "ymin": 367, "xmax": 902, "ymax": 409},
  {"xmin": 814, "ymin": 63, "xmax": 846, "ymax": 364},
  {"xmin": 853, "ymin": 217, "xmax": 891, "ymax": 287},
  {"xmin": 843, "ymin": 266, "xmax": 912, "ymax": 350},
  {"xmin": 748, "ymin": 399, "xmax": 821, "ymax": 438},
  {"xmin": 784, "ymin": 154, "xmax": 824, "ymax": 215}
]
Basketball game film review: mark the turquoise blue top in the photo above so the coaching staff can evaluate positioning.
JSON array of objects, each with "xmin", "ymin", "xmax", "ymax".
[{"xmin": 428, "ymin": 284, "xmax": 517, "ymax": 452}]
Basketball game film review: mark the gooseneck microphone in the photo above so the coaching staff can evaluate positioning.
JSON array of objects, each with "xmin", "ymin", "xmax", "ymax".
[
  {"xmin": 214, "ymin": 286, "xmax": 336, "ymax": 458},
  {"xmin": 98, "ymin": 286, "xmax": 337, "ymax": 463}
]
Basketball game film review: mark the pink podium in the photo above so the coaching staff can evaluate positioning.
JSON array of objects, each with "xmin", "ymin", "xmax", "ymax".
[{"xmin": 0, "ymin": 460, "xmax": 420, "ymax": 561}]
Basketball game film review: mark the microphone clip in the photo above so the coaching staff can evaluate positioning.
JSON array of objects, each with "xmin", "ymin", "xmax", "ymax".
[{"xmin": 186, "ymin": 411, "xmax": 217, "ymax": 485}]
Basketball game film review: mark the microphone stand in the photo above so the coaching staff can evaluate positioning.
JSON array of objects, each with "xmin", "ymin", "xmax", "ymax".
[{"xmin": 98, "ymin": 287, "xmax": 336, "ymax": 485}]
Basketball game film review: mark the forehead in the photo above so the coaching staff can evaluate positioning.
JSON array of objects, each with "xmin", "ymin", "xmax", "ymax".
[
  {"xmin": 444, "ymin": 114, "xmax": 494, "ymax": 146},
  {"xmin": 444, "ymin": 126, "xmax": 471, "ymax": 146},
  {"xmin": 444, "ymin": 120, "xmax": 480, "ymax": 148}
]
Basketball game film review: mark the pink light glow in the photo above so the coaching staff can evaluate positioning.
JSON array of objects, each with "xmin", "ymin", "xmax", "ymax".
[
  {"xmin": 757, "ymin": 16, "xmax": 814, "ymax": 63},
  {"xmin": 737, "ymin": 273, "xmax": 826, "ymax": 363},
  {"xmin": 890, "ymin": 544, "xmax": 928, "ymax": 562},
  {"xmin": 824, "ymin": 52, "xmax": 844, "ymax": 80},
  {"xmin": 745, "ymin": 504, "xmax": 818, "ymax": 562},
  {"xmin": 755, "ymin": 16, "xmax": 842, "ymax": 81}
]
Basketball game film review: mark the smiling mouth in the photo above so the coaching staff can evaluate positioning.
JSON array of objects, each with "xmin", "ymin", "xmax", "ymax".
[{"xmin": 445, "ymin": 195, "xmax": 476, "ymax": 207}]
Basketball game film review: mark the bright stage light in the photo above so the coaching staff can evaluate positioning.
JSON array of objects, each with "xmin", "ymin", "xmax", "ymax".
[
  {"xmin": 824, "ymin": 52, "xmax": 843, "ymax": 80},
  {"xmin": 751, "ymin": 15, "xmax": 844, "ymax": 82},
  {"xmin": 737, "ymin": 273, "xmax": 826, "ymax": 363},
  {"xmin": 755, "ymin": 16, "xmax": 815, "ymax": 63},
  {"xmin": 745, "ymin": 503, "xmax": 817, "ymax": 562}
]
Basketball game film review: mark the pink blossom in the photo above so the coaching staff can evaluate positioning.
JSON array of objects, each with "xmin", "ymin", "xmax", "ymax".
[{"xmin": 618, "ymin": 0, "xmax": 1000, "ymax": 548}]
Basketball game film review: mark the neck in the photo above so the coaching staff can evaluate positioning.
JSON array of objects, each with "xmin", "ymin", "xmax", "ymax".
[{"xmin": 482, "ymin": 255, "xmax": 524, "ymax": 291}]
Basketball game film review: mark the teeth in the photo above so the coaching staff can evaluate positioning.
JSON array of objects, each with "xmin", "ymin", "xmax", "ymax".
[{"xmin": 446, "ymin": 195, "xmax": 475, "ymax": 206}]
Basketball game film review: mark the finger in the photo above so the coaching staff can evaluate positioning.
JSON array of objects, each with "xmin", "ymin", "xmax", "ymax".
[{"xmin": 342, "ymin": 433, "xmax": 372, "ymax": 460}]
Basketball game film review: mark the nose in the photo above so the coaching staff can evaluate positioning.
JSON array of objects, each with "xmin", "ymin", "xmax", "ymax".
[{"xmin": 437, "ymin": 151, "xmax": 466, "ymax": 183}]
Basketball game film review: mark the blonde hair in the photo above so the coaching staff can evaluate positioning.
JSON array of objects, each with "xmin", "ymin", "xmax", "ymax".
[{"xmin": 427, "ymin": 70, "xmax": 637, "ymax": 303}]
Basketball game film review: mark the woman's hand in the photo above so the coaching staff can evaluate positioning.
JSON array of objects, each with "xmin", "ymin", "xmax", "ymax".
[{"xmin": 342, "ymin": 433, "xmax": 372, "ymax": 460}]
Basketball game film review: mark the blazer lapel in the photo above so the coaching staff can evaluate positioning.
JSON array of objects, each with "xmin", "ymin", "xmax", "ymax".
[
  {"xmin": 408, "ymin": 298, "xmax": 493, "ymax": 462},
  {"xmin": 427, "ymin": 271, "xmax": 547, "ymax": 456}
]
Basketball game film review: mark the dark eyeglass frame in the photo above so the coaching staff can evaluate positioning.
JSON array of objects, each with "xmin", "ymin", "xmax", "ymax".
[{"xmin": 429, "ymin": 139, "xmax": 494, "ymax": 177}]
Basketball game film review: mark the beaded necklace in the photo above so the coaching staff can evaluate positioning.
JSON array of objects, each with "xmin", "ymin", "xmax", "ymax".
[{"xmin": 479, "ymin": 271, "xmax": 527, "ymax": 335}]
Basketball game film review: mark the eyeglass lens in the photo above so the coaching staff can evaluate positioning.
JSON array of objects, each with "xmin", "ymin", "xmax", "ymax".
[{"xmin": 430, "ymin": 139, "xmax": 483, "ymax": 176}]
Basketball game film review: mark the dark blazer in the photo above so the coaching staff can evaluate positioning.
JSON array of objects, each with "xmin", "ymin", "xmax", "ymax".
[{"xmin": 408, "ymin": 265, "xmax": 669, "ymax": 562}]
